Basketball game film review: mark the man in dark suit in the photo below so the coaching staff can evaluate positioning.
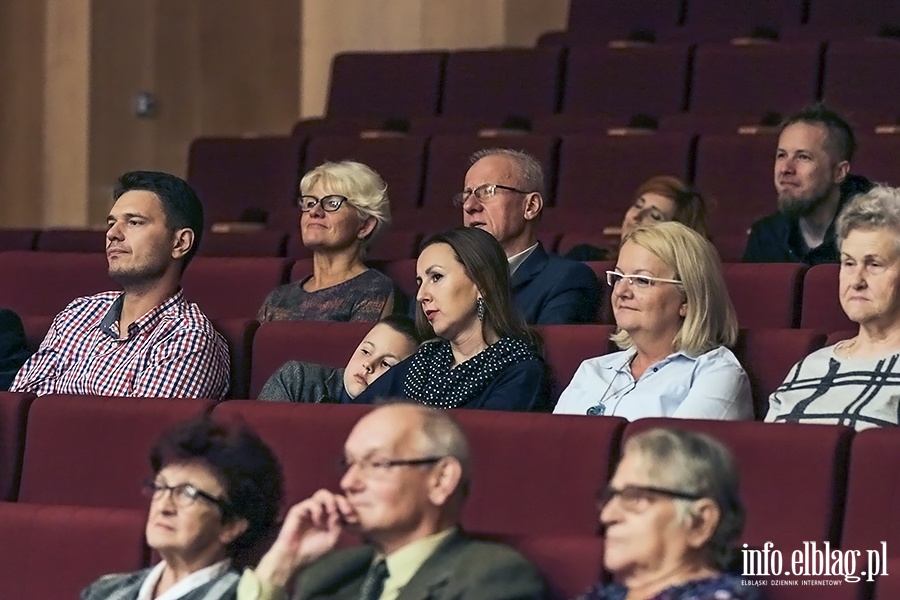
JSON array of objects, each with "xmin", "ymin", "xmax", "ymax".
[
  {"xmin": 237, "ymin": 403, "xmax": 545, "ymax": 600},
  {"xmin": 457, "ymin": 148, "xmax": 600, "ymax": 324},
  {"xmin": 0, "ymin": 308, "xmax": 30, "ymax": 391}
]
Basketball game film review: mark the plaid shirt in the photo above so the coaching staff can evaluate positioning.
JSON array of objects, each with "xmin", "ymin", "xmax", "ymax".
[{"xmin": 11, "ymin": 290, "xmax": 229, "ymax": 399}]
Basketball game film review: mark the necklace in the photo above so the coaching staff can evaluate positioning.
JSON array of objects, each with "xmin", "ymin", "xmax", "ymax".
[{"xmin": 839, "ymin": 338, "xmax": 857, "ymax": 359}]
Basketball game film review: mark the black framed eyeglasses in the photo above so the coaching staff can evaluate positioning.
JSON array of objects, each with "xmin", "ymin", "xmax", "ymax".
[
  {"xmin": 452, "ymin": 183, "xmax": 530, "ymax": 208},
  {"xmin": 297, "ymin": 194, "xmax": 350, "ymax": 212},
  {"xmin": 142, "ymin": 479, "xmax": 230, "ymax": 512},
  {"xmin": 337, "ymin": 455, "xmax": 445, "ymax": 479},
  {"xmin": 596, "ymin": 484, "xmax": 705, "ymax": 513}
]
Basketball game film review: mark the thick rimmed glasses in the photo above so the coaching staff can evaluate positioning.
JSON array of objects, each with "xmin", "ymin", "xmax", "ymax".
[
  {"xmin": 142, "ymin": 479, "xmax": 229, "ymax": 512},
  {"xmin": 596, "ymin": 484, "xmax": 704, "ymax": 513},
  {"xmin": 337, "ymin": 455, "xmax": 445, "ymax": 479},
  {"xmin": 606, "ymin": 271, "xmax": 682, "ymax": 289},
  {"xmin": 452, "ymin": 183, "xmax": 530, "ymax": 208},
  {"xmin": 297, "ymin": 194, "xmax": 349, "ymax": 212}
]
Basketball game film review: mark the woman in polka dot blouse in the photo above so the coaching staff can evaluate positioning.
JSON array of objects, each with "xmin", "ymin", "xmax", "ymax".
[{"xmin": 353, "ymin": 227, "xmax": 551, "ymax": 411}]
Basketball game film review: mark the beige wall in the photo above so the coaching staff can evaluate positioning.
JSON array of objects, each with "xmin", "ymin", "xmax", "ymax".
[
  {"xmin": 300, "ymin": 0, "xmax": 566, "ymax": 117},
  {"xmin": 0, "ymin": 0, "xmax": 565, "ymax": 228}
]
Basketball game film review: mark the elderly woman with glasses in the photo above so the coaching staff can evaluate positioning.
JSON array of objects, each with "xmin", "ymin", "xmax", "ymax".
[
  {"xmin": 257, "ymin": 160, "xmax": 396, "ymax": 322},
  {"xmin": 767, "ymin": 185, "xmax": 900, "ymax": 429},
  {"xmin": 576, "ymin": 428, "xmax": 759, "ymax": 600},
  {"xmin": 81, "ymin": 417, "xmax": 283, "ymax": 600},
  {"xmin": 554, "ymin": 222, "xmax": 751, "ymax": 420}
]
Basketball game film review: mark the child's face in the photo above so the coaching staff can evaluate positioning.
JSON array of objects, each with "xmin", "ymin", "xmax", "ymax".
[{"xmin": 343, "ymin": 323, "xmax": 418, "ymax": 398}]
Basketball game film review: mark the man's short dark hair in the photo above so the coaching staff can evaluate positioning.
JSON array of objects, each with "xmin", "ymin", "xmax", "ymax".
[
  {"xmin": 781, "ymin": 103, "xmax": 857, "ymax": 162},
  {"xmin": 114, "ymin": 171, "xmax": 205, "ymax": 269}
]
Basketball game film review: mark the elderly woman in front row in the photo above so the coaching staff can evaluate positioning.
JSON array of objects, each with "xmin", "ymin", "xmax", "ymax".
[
  {"xmin": 577, "ymin": 428, "xmax": 760, "ymax": 600},
  {"xmin": 81, "ymin": 418, "xmax": 283, "ymax": 600},
  {"xmin": 555, "ymin": 222, "xmax": 752, "ymax": 419},
  {"xmin": 767, "ymin": 185, "xmax": 900, "ymax": 430}
]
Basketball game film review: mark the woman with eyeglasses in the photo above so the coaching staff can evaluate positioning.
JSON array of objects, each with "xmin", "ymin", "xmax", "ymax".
[
  {"xmin": 353, "ymin": 227, "xmax": 551, "ymax": 411},
  {"xmin": 576, "ymin": 428, "xmax": 759, "ymax": 600},
  {"xmin": 257, "ymin": 160, "xmax": 396, "ymax": 322},
  {"xmin": 554, "ymin": 222, "xmax": 751, "ymax": 419},
  {"xmin": 81, "ymin": 417, "xmax": 283, "ymax": 600}
]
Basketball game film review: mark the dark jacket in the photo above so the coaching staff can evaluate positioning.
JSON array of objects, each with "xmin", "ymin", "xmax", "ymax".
[
  {"xmin": 742, "ymin": 174, "xmax": 874, "ymax": 265},
  {"xmin": 0, "ymin": 308, "xmax": 30, "ymax": 391},
  {"xmin": 292, "ymin": 529, "xmax": 546, "ymax": 600},
  {"xmin": 512, "ymin": 244, "xmax": 600, "ymax": 324}
]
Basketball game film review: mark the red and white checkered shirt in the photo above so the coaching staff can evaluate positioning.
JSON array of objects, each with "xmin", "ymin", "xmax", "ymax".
[{"xmin": 11, "ymin": 290, "xmax": 229, "ymax": 399}]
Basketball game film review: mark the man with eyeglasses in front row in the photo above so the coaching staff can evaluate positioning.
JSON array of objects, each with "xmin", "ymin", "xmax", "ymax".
[
  {"xmin": 458, "ymin": 148, "xmax": 600, "ymax": 324},
  {"xmin": 237, "ymin": 402, "xmax": 546, "ymax": 600}
]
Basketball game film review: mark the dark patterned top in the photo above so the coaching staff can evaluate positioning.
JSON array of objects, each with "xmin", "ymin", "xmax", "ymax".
[
  {"xmin": 574, "ymin": 574, "xmax": 761, "ymax": 600},
  {"xmin": 404, "ymin": 337, "xmax": 542, "ymax": 409},
  {"xmin": 765, "ymin": 344, "xmax": 900, "ymax": 430},
  {"xmin": 257, "ymin": 269, "xmax": 394, "ymax": 322}
]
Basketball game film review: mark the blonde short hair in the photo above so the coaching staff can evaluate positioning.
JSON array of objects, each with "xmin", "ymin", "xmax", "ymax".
[
  {"xmin": 300, "ymin": 161, "xmax": 391, "ymax": 252},
  {"xmin": 611, "ymin": 222, "xmax": 738, "ymax": 355}
]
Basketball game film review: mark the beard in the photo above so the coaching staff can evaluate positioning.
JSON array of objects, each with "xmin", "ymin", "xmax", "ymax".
[
  {"xmin": 777, "ymin": 187, "xmax": 832, "ymax": 219},
  {"xmin": 108, "ymin": 254, "xmax": 170, "ymax": 289}
]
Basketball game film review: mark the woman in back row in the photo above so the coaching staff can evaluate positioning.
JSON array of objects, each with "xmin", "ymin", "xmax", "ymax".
[{"xmin": 555, "ymin": 222, "xmax": 752, "ymax": 420}]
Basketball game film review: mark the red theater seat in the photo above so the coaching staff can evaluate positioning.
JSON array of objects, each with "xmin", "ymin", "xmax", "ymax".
[
  {"xmin": 0, "ymin": 392, "xmax": 34, "ymax": 500},
  {"xmin": 842, "ymin": 428, "xmax": 900, "ymax": 556},
  {"xmin": 250, "ymin": 321, "xmax": 371, "ymax": 398},
  {"xmin": 734, "ymin": 328, "xmax": 827, "ymax": 419},
  {"xmin": 0, "ymin": 229, "xmax": 37, "ymax": 251},
  {"xmin": 327, "ymin": 52, "xmax": 445, "ymax": 120},
  {"xmin": 382, "ymin": 259, "xmax": 418, "ymax": 300},
  {"xmin": 0, "ymin": 503, "xmax": 146, "ymax": 600},
  {"xmin": 18, "ymin": 395, "xmax": 213, "ymax": 508},
  {"xmin": 0, "ymin": 251, "xmax": 115, "ymax": 317},
  {"xmin": 199, "ymin": 230, "xmax": 288, "ymax": 258},
  {"xmin": 212, "ymin": 318, "xmax": 259, "ymax": 400},
  {"xmin": 538, "ymin": 325, "xmax": 615, "ymax": 403},
  {"xmin": 182, "ymin": 257, "xmax": 290, "ymax": 320},
  {"xmin": 722, "ymin": 263, "xmax": 807, "ymax": 329},
  {"xmin": 187, "ymin": 136, "xmax": 302, "ymax": 226},
  {"xmin": 452, "ymin": 410, "xmax": 626, "ymax": 536},
  {"xmin": 36, "ymin": 228, "xmax": 103, "ymax": 252},
  {"xmin": 441, "ymin": 48, "xmax": 563, "ymax": 123},
  {"xmin": 563, "ymin": 44, "xmax": 690, "ymax": 119},
  {"xmin": 211, "ymin": 402, "xmax": 371, "ymax": 503},
  {"xmin": 801, "ymin": 264, "xmax": 854, "ymax": 332},
  {"xmin": 623, "ymin": 419, "xmax": 853, "ymax": 551}
]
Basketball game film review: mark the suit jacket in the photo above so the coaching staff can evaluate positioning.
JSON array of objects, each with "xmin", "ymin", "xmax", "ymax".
[
  {"xmin": 81, "ymin": 567, "xmax": 240, "ymax": 600},
  {"xmin": 293, "ymin": 530, "xmax": 546, "ymax": 600},
  {"xmin": 511, "ymin": 244, "xmax": 600, "ymax": 324}
]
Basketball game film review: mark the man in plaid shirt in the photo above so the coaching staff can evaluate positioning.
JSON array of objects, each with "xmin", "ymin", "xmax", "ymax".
[{"xmin": 11, "ymin": 171, "xmax": 229, "ymax": 399}]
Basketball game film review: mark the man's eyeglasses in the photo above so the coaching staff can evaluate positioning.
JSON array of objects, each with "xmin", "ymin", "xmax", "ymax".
[
  {"xmin": 297, "ymin": 194, "xmax": 350, "ymax": 212},
  {"xmin": 452, "ymin": 183, "xmax": 530, "ymax": 208},
  {"xmin": 142, "ymin": 479, "xmax": 229, "ymax": 512},
  {"xmin": 596, "ymin": 484, "xmax": 704, "ymax": 513},
  {"xmin": 606, "ymin": 271, "xmax": 682, "ymax": 289},
  {"xmin": 337, "ymin": 455, "xmax": 445, "ymax": 479}
]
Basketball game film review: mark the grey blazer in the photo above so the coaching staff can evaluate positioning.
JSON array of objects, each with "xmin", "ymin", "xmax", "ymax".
[
  {"xmin": 81, "ymin": 568, "xmax": 240, "ymax": 600},
  {"xmin": 258, "ymin": 361, "xmax": 345, "ymax": 403},
  {"xmin": 293, "ymin": 530, "xmax": 547, "ymax": 600}
]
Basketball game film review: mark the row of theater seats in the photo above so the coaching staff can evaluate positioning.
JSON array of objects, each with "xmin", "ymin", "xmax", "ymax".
[
  {"xmin": 316, "ymin": 40, "xmax": 900, "ymax": 130},
  {"xmin": 0, "ymin": 250, "xmax": 856, "ymax": 330},
  {"xmin": 0, "ymin": 395, "xmax": 897, "ymax": 599},
  {"xmin": 546, "ymin": 0, "xmax": 900, "ymax": 45}
]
